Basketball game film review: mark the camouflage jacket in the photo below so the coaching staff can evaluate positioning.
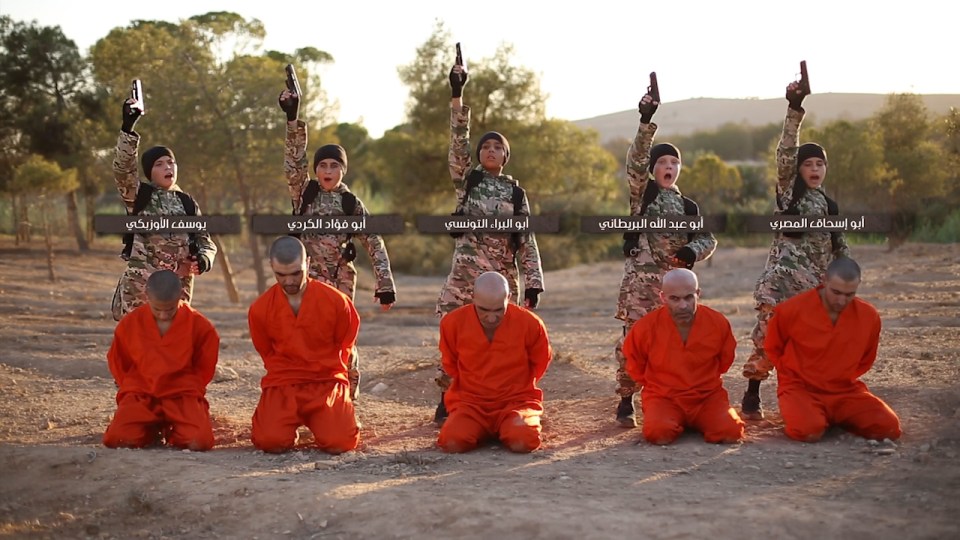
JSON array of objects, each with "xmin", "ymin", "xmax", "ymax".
[
  {"xmin": 113, "ymin": 130, "xmax": 217, "ymax": 273},
  {"xmin": 447, "ymin": 106, "xmax": 545, "ymax": 293},
  {"xmin": 625, "ymin": 122, "xmax": 717, "ymax": 271},
  {"xmin": 755, "ymin": 108, "xmax": 851, "ymax": 305},
  {"xmin": 284, "ymin": 120, "xmax": 395, "ymax": 298}
]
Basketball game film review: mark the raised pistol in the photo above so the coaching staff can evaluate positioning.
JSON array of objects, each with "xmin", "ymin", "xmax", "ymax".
[
  {"xmin": 648, "ymin": 71, "xmax": 659, "ymax": 103},
  {"xmin": 130, "ymin": 79, "xmax": 145, "ymax": 115},
  {"xmin": 455, "ymin": 42, "xmax": 466, "ymax": 71},
  {"xmin": 285, "ymin": 64, "xmax": 302, "ymax": 96},
  {"xmin": 799, "ymin": 60, "xmax": 810, "ymax": 95}
]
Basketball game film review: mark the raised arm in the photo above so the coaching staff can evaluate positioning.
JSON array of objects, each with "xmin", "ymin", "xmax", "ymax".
[
  {"xmin": 626, "ymin": 93, "xmax": 659, "ymax": 214},
  {"xmin": 113, "ymin": 98, "xmax": 143, "ymax": 211},
  {"xmin": 280, "ymin": 87, "xmax": 309, "ymax": 212},
  {"xmin": 449, "ymin": 62, "xmax": 471, "ymax": 195},
  {"xmin": 776, "ymin": 80, "xmax": 810, "ymax": 199}
]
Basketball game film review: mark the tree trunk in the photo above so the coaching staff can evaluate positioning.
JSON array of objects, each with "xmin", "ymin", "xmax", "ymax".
[
  {"xmin": 64, "ymin": 190, "xmax": 89, "ymax": 251},
  {"xmin": 42, "ymin": 206, "xmax": 56, "ymax": 281},
  {"xmin": 212, "ymin": 235, "xmax": 241, "ymax": 303},
  {"xmin": 195, "ymin": 175, "xmax": 241, "ymax": 302},
  {"xmin": 12, "ymin": 194, "xmax": 20, "ymax": 247},
  {"xmin": 19, "ymin": 199, "xmax": 32, "ymax": 244},
  {"xmin": 246, "ymin": 209, "xmax": 267, "ymax": 293},
  {"xmin": 85, "ymin": 193, "xmax": 96, "ymax": 246}
]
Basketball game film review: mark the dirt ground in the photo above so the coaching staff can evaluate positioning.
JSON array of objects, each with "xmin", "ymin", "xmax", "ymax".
[{"xmin": 1, "ymin": 239, "xmax": 959, "ymax": 539}]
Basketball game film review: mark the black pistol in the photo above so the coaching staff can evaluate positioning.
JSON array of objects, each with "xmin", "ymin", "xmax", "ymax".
[
  {"xmin": 455, "ymin": 42, "xmax": 466, "ymax": 71},
  {"xmin": 799, "ymin": 60, "xmax": 810, "ymax": 96},
  {"xmin": 285, "ymin": 64, "xmax": 302, "ymax": 96},
  {"xmin": 648, "ymin": 72, "xmax": 659, "ymax": 103},
  {"xmin": 130, "ymin": 79, "xmax": 145, "ymax": 115}
]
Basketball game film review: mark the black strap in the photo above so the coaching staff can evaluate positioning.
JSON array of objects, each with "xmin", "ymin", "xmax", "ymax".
[
  {"xmin": 510, "ymin": 185, "xmax": 527, "ymax": 255},
  {"xmin": 449, "ymin": 169, "xmax": 492, "ymax": 239},
  {"xmin": 781, "ymin": 191, "xmax": 842, "ymax": 252},
  {"xmin": 623, "ymin": 182, "xmax": 700, "ymax": 255},
  {"xmin": 121, "ymin": 183, "xmax": 198, "ymax": 259},
  {"xmin": 292, "ymin": 182, "xmax": 359, "ymax": 263},
  {"xmin": 826, "ymin": 195, "xmax": 842, "ymax": 254}
]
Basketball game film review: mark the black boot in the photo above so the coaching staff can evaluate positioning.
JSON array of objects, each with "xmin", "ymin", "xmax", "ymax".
[
  {"xmin": 433, "ymin": 393, "xmax": 448, "ymax": 426},
  {"xmin": 741, "ymin": 380, "xmax": 764, "ymax": 420},
  {"xmin": 616, "ymin": 395, "xmax": 637, "ymax": 428}
]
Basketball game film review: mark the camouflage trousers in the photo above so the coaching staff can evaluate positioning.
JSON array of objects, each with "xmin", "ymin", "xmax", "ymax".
[
  {"xmin": 742, "ymin": 303, "xmax": 776, "ymax": 380},
  {"xmin": 111, "ymin": 264, "xmax": 194, "ymax": 321},
  {"xmin": 614, "ymin": 260, "xmax": 663, "ymax": 397},
  {"xmin": 310, "ymin": 266, "xmax": 361, "ymax": 401}
]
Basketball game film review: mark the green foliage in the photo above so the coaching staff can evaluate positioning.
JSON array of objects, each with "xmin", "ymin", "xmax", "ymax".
[
  {"xmin": 671, "ymin": 122, "xmax": 781, "ymax": 161},
  {"xmin": 804, "ymin": 120, "xmax": 892, "ymax": 213},
  {"xmin": 911, "ymin": 209, "xmax": 960, "ymax": 243},
  {"xmin": 680, "ymin": 152, "xmax": 744, "ymax": 212},
  {"xmin": 11, "ymin": 154, "xmax": 79, "ymax": 195}
]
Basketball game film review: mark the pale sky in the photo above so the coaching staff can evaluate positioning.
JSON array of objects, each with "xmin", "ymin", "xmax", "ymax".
[{"xmin": 2, "ymin": 0, "xmax": 956, "ymax": 137}]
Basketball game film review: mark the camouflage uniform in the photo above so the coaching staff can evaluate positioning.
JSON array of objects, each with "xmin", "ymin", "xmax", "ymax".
[
  {"xmin": 614, "ymin": 121, "xmax": 717, "ymax": 396},
  {"xmin": 285, "ymin": 120, "xmax": 396, "ymax": 397},
  {"xmin": 742, "ymin": 107, "xmax": 850, "ymax": 380},
  {"xmin": 435, "ymin": 105, "xmax": 545, "ymax": 388},
  {"xmin": 110, "ymin": 131, "xmax": 217, "ymax": 321}
]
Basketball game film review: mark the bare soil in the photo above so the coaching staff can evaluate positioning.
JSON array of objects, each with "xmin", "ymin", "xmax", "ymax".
[{"xmin": 1, "ymin": 240, "xmax": 959, "ymax": 539}]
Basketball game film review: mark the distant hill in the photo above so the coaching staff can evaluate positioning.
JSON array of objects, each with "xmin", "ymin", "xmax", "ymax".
[{"xmin": 573, "ymin": 93, "xmax": 960, "ymax": 142}]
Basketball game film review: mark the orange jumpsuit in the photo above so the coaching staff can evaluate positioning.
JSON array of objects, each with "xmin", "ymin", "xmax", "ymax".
[
  {"xmin": 103, "ymin": 302, "xmax": 219, "ymax": 450},
  {"xmin": 248, "ymin": 280, "xmax": 361, "ymax": 453},
  {"xmin": 437, "ymin": 304, "xmax": 552, "ymax": 453},
  {"xmin": 624, "ymin": 305, "xmax": 744, "ymax": 444},
  {"xmin": 766, "ymin": 286, "xmax": 901, "ymax": 442}
]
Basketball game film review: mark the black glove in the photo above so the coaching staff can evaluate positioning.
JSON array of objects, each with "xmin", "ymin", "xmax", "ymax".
[
  {"xmin": 121, "ymin": 100, "xmax": 141, "ymax": 133},
  {"xmin": 449, "ymin": 65, "xmax": 468, "ymax": 98},
  {"xmin": 278, "ymin": 91, "xmax": 299, "ymax": 122},
  {"xmin": 786, "ymin": 84, "xmax": 807, "ymax": 112},
  {"xmin": 196, "ymin": 254, "xmax": 212, "ymax": 274},
  {"xmin": 524, "ymin": 288, "xmax": 542, "ymax": 309},
  {"xmin": 376, "ymin": 291, "xmax": 396, "ymax": 306},
  {"xmin": 639, "ymin": 95, "xmax": 658, "ymax": 124},
  {"xmin": 675, "ymin": 246, "xmax": 697, "ymax": 269}
]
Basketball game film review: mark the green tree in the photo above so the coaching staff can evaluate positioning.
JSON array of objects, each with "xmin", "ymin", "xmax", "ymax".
[
  {"xmin": 873, "ymin": 93, "xmax": 949, "ymax": 245},
  {"xmin": 378, "ymin": 23, "xmax": 619, "ymax": 271},
  {"xmin": 10, "ymin": 155, "xmax": 79, "ymax": 280},
  {"xmin": 0, "ymin": 16, "xmax": 97, "ymax": 250},
  {"xmin": 680, "ymin": 152, "xmax": 744, "ymax": 213},
  {"xmin": 805, "ymin": 120, "xmax": 892, "ymax": 214},
  {"xmin": 90, "ymin": 13, "xmax": 334, "ymax": 293}
]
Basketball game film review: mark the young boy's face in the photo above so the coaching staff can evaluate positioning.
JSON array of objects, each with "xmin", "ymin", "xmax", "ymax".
[
  {"xmin": 653, "ymin": 155, "xmax": 681, "ymax": 189},
  {"xmin": 315, "ymin": 159, "xmax": 344, "ymax": 192},
  {"xmin": 799, "ymin": 157, "xmax": 827, "ymax": 189}
]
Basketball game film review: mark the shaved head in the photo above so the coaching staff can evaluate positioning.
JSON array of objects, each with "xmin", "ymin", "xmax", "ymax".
[
  {"xmin": 826, "ymin": 257, "xmax": 861, "ymax": 283},
  {"xmin": 146, "ymin": 270, "xmax": 182, "ymax": 302},
  {"xmin": 474, "ymin": 272, "xmax": 510, "ymax": 302},
  {"xmin": 473, "ymin": 272, "xmax": 510, "ymax": 331},
  {"xmin": 270, "ymin": 236, "xmax": 307, "ymax": 265},
  {"xmin": 662, "ymin": 268, "xmax": 699, "ymax": 291},
  {"xmin": 660, "ymin": 269, "xmax": 700, "ymax": 326}
]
